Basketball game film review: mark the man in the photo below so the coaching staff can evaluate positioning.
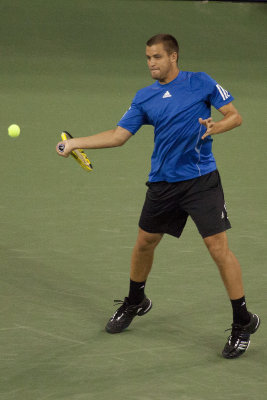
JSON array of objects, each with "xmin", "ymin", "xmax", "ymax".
[{"xmin": 56, "ymin": 34, "xmax": 260, "ymax": 359}]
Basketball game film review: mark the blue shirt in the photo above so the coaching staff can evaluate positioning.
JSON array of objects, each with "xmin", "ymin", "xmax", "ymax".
[{"xmin": 117, "ymin": 71, "xmax": 234, "ymax": 182}]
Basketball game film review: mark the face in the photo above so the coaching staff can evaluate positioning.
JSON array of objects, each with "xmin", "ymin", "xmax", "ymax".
[{"xmin": 146, "ymin": 43, "xmax": 177, "ymax": 82}]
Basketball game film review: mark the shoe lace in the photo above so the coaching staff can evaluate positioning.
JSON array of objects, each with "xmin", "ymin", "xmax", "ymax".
[
  {"xmin": 112, "ymin": 298, "xmax": 138, "ymax": 318},
  {"xmin": 225, "ymin": 323, "xmax": 250, "ymax": 344},
  {"xmin": 111, "ymin": 298, "xmax": 129, "ymax": 317},
  {"xmin": 113, "ymin": 299, "xmax": 127, "ymax": 306}
]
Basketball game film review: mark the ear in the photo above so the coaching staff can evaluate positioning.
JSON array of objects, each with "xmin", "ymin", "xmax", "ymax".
[{"xmin": 171, "ymin": 52, "xmax": 178, "ymax": 64}]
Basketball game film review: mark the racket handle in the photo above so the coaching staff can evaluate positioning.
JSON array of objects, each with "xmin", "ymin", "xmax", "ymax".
[{"xmin": 58, "ymin": 143, "xmax": 65, "ymax": 152}]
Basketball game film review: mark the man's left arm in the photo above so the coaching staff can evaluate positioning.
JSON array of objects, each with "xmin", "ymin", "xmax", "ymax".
[{"xmin": 199, "ymin": 102, "xmax": 242, "ymax": 140}]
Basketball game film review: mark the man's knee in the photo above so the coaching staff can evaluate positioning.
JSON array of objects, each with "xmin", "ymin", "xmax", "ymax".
[
  {"xmin": 136, "ymin": 228, "xmax": 163, "ymax": 251},
  {"xmin": 204, "ymin": 231, "xmax": 230, "ymax": 263}
]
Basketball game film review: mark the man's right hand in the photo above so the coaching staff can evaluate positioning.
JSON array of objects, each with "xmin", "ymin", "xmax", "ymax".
[{"xmin": 56, "ymin": 139, "xmax": 73, "ymax": 157}]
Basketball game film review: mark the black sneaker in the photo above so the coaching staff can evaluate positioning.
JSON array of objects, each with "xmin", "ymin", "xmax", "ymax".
[
  {"xmin": 222, "ymin": 312, "xmax": 260, "ymax": 359},
  {"xmin": 105, "ymin": 296, "xmax": 152, "ymax": 334}
]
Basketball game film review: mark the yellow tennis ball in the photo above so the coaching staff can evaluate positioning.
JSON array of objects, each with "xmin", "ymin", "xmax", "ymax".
[{"xmin": 8, "ymin": 124, "xmax": 20, "ymax": 138}]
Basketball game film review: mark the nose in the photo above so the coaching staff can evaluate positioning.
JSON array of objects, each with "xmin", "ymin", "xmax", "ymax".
[{"xmin": 149, "ymin": 59, "xmax": 156, "ymax": 68}]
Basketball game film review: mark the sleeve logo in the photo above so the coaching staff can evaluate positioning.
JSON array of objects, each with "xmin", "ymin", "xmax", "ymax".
[
  {"xmin": 216, "ymin": 84, "xmax": 230, "ymax": 101},
  {"xmin": 121, "ymin": 106, "xmax": 131, "ymax": 119}
]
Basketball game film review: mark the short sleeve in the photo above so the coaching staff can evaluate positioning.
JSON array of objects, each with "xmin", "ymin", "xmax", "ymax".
[
  {"xmin": 199, "ymin": 72, "xmax": 234, "ymax": 110},
  {"xmin": 117, "ymin": 96, "xmax": 148, "ymax": 135}
]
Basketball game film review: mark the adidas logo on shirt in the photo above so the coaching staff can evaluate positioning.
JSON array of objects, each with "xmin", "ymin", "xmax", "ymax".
[{"xmin": 162, "ymin": 91, "xmax": 172, "ymax": 98}]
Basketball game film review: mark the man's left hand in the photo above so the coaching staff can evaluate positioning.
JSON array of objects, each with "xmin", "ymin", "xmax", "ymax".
[{"xmin": 199, "ymin": 117, "xmax": 216, "ymax": 140}]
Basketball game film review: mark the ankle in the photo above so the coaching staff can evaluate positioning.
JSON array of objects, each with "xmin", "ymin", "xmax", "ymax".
[
  {"xmin": 128, "ymin": 279, "xmax": 146, "ymax": 305},
  {"xmin": 231, "ymin": 296, "xmax": 250, "ymax": 325}
]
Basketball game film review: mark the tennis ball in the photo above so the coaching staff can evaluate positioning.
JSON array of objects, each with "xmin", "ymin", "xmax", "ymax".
[{"xmin": 8, "ymin": 124, "xmax": 20, "ymax": 138}]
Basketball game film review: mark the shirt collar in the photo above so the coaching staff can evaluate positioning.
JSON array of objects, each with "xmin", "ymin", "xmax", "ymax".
[{"xmin": 156, "ymin": 71, "xmax": 184, "ymax": 87}]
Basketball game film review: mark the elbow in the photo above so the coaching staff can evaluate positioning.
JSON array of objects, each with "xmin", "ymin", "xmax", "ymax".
[
  {"xmin": 113, "ymin": 138, "xmax": 126, "ymax": 147},
  {"xmin": 236, "ymin": 113, "xmax": 242, "ymax": 127},
  {"xmin": 116, "ymin": 139, "xmax": 126, "ymax": 147},
  {"xmin": 112, "ymin": 127, "xmax": 131, "ymax": 147},
  {"xmin": 108, "ymin": 129, "xmax": 126, "ymax": 147}
]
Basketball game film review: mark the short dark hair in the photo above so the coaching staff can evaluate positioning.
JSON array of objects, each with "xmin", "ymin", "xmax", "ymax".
[{"xmin": 146, "ymin": 34, "xmax": 179, "ymax": 61}]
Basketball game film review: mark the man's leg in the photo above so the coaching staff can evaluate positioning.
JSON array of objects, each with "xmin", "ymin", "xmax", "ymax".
[
  {"xmin": 204, "ymin": 231, "xmax": 260, "ymax": 359},
  {"xmin": 128, "ymin": 228, "xmax": 163, "ymax": 304},
  {"xmin": 130, "ymin": 228, "xmax": 163, "ymax": 282},
  {"xmin": 204, "ymin": 231, "xmax": 244, "ymax": 300},
  {"xmin": 105, "ymin": 228, "xmax": 163, "ymax": 334}
]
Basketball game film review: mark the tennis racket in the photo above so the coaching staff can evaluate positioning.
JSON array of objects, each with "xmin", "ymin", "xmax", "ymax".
[{"xmin": 58, "ymin": 131, "xmax": 93, "ymax": 172}]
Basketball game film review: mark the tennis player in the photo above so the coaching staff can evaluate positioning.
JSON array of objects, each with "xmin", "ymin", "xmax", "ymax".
[{"xmin": 56, "ymin": 34, "xmax": 260, "ymax": 359}]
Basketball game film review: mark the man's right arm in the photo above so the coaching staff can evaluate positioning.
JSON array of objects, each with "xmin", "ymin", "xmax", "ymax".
[{"xmin": 56, "ymin": 126, "xmax": 132, "ymax": 157}]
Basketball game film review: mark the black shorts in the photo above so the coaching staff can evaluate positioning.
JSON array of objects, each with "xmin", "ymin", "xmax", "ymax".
[{"xmin": 139, "ymin": 170, "xmax": 231, "ymax": 239}]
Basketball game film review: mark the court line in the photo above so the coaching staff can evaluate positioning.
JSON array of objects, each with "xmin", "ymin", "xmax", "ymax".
[
  {"xmin": 0, "ymin": 327, "xmax": 22, "ymax": 331},
  {"xmin": 14, "ymin": 324, "xmax": 87, "ymax": 345},
  {"xmin": 88, "ymin": 345, "xmax": 180, "ymax": 359}
]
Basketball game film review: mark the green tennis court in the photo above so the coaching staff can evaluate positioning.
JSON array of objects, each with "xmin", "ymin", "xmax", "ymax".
[{"xmin": 1, "ymin": 1, "xmax": 266, "ymax": 399}]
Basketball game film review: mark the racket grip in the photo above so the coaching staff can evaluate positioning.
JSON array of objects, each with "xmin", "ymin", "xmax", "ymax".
[{"xmin": 58, "ymin": 143, "xmax": 65, "ymax": 152}]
